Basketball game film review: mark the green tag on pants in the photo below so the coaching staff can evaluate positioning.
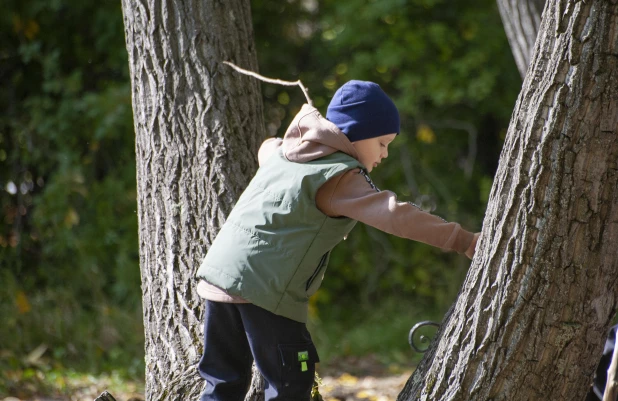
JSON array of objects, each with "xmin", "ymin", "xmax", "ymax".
[{"xmin": 298, "ymin": 351, "xmax": 309, "ymax": 371}]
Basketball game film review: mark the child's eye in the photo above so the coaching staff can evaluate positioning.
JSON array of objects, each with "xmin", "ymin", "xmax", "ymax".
[{"xmin": 380, "ymin": 143, "xmax": 386, "ymax": 148}]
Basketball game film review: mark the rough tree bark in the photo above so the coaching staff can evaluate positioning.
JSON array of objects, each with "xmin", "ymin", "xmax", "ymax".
[
  {"xmin": 398, "ymin": 1, "xmax": 618, "ymax": 400},
  {"xmin": 497, "ymin": 0, "xmax": 546, "ymax": 78},
  {"xmin": 121, "ymin": 0, "xmax": 264, "ymax": 399}
]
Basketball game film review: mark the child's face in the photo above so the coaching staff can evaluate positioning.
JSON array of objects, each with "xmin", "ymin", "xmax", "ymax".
[{"xmin": 351, "ymin": 133, "xmax": 397, "ymax": 173}]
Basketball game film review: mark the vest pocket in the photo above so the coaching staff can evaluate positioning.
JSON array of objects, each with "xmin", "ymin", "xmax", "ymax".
[{"xmin": 305, "ymin": 252, "xmax": 330, "ymax": 296}]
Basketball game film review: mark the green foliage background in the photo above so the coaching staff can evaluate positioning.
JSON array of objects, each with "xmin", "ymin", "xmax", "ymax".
[{"xmin": 0, "ymin": 0, "xmax": 521, "ymax": 386}]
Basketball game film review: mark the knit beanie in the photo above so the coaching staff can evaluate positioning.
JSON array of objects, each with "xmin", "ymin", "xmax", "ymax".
[{"xmin": 326, "ymin": 80, "xmax": 400, "ymax": 142}]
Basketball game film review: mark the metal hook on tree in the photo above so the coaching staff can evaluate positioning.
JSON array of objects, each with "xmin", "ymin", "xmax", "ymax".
[{"xmin": 408, "ymin": 321, "xmax": 440, "ymax": 353}]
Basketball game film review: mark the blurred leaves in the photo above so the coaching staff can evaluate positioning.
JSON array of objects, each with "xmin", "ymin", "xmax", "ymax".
[{"xmin": 1, "ymin": 0, "xmax": 141, "ymax": 378}]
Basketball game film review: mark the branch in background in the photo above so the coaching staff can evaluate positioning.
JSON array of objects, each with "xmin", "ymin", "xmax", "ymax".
[{"xmin": 223, "ymin": 61, "xmax": 313, "ymax": 106}]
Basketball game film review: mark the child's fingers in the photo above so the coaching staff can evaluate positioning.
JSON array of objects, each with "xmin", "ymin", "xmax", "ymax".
[{"xmin": 465, "ymin": 232, "xmax": 481, "ymax": 259}]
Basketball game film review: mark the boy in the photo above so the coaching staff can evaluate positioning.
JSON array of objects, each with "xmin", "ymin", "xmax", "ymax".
[{"xmin": 196, "ymin": 80, "xmax": 480, "ymax": 401}]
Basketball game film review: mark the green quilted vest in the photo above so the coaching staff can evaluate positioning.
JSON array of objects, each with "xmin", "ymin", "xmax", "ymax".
[{"xmin": 196, "ymin": 148, "xmax": 363, "ymax": 323}]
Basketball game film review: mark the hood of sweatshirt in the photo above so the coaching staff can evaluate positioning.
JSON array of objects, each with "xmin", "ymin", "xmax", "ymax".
[{"xmin": 282, "ymin": 104, "xmax": 360, "ymax": 163}]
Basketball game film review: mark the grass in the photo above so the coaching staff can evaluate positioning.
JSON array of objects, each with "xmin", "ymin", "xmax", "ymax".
[
  {"xmin": 0, "ymin": 364, "xmax": 144, "ymax": 400},
  {"xmin": 309, "ymin": 296, "xmax": 447, "ymax": 374},
  {"xmin": 0, "ymin": 294, "xmax": 449, "ymax": 399},
  {"xmin": 0, "ymin": 284, "xmax": 145, "ymax": 399}
]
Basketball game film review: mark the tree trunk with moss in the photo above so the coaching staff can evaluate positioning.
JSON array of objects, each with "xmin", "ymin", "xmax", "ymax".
[
  {"xmin": 496, "ymin": 0, "xmax": 546, "ymax": 78},
  {"xmin": 121, "ymin": 0, "xmax": 265, "ymax": 399},
  {"xmin": 398, "ymin": 0, "xmax": 618, "ymax": 400}
]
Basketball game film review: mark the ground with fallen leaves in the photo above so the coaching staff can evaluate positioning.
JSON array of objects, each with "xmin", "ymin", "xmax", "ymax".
[
  {"xmin": 1, "ymin": 355, "xmax": 414, "ymax": 401},
  {"xmin": 317, "ymin": 354, "xmax": 412, "ymax": 401},
  {"xmin": 319, "ymin": 371, "xmax": 410, "ymax": 401}
]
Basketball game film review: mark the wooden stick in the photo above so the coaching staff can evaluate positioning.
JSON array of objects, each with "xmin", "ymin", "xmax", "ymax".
[{"xmin": 223, "ymin": 61, "xmax": 313, "ymax": 106}]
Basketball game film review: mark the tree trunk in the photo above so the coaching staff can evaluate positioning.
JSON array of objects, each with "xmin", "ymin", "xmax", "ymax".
[
  {"xmin": 496, "ymin": 0, "xmax": 546, "ymax": 78},
  {"xmin": 121, "ymin": 1, "xmax": 264, "ymax": 400},
  {"xmin": 399, "ymin": 0, "xmax": 618, "ymax": 400}
]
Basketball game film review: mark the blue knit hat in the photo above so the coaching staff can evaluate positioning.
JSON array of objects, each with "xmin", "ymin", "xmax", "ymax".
[{"xmin": 326, "ymin": 80, "xmax": 400, "ymax": 142}]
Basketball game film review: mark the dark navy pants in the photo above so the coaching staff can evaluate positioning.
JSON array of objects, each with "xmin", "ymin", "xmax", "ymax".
[{"xmin": 198, "ymin": 301, "xmax": 319, "ymax": 401}]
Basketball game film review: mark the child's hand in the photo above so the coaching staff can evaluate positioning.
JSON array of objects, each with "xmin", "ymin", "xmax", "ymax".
[{"xmin": 465, "ymin": 232, "xmax": 481, "ymax": 260}]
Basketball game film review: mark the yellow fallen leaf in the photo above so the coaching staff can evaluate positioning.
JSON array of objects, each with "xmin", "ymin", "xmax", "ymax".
[
  {"xmin": 355, "ymin": 391, "xmax": 377, "ymax": 400},
  {"xmin": 337, "ymin": 372, "xmax": 358, "ymax": 385}
]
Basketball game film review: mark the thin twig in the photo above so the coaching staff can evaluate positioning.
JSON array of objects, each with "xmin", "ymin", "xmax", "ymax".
[{"xmin": 223, "ymin": 61, "xmax": 313, "ymax": 106}]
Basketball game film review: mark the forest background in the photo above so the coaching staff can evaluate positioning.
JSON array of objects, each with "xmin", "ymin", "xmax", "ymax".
[{"xmin": 0, "ymin": 0, "xmax": 522, "ymax": 396}]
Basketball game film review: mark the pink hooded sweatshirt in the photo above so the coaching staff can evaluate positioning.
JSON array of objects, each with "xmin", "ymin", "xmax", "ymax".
[{"xmin": 197, "ymin": 104, "xmax": 475, "ymax": 302}]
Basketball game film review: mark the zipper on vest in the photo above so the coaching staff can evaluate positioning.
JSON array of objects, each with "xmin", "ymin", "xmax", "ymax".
[{"xmin": 306, "ymin": 252, "xmax": 329, "ymax": 291}]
